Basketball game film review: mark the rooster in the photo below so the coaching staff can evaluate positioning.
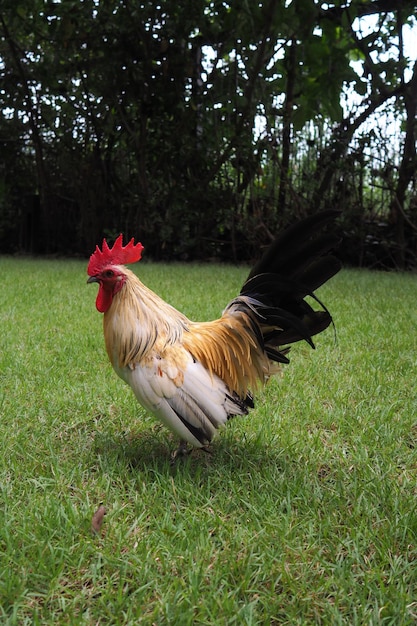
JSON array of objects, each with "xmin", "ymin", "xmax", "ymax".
[{"xmin": 87, "ymin": 212, "xmax": 341, "ymax": 457}]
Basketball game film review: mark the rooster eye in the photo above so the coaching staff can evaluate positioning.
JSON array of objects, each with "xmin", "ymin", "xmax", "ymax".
[{"xmin": 104, "ymin": 270, "xmax": 114, "ymax": 278}]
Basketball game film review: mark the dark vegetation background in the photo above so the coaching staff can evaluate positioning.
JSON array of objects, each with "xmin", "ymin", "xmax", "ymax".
[{"xmin": 1, "ymin": 0, "xmax": 416, "ymax": 268}]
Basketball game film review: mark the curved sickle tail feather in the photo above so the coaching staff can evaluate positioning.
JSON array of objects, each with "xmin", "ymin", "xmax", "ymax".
[{"xmin": 229, "ymin": 210, "xmax": 342, "ymax": 364}]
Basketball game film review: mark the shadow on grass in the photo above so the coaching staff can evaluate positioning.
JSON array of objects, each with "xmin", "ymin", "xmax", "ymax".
[{"xmin": 92, "ymin": 423, "xmax": 293, "ymax": 481}]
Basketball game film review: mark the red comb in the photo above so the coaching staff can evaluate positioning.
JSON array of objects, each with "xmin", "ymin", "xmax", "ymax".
[{"xmin": 88, "ymin": 234, "xmax": 144, "ymax": 275}]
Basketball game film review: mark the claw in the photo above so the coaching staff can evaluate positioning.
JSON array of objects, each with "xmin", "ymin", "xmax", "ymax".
[{"xmin": 170, "ymin": 440, "xmax": 190, "ymax": 464}]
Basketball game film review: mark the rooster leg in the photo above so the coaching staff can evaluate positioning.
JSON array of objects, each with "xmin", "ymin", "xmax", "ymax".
[
  {"xmin": 170, "ymin": 440, "xmax": 191, "ymax": 463},
  {"xmin": 170, "ymin": 442, "xmax": 213, "ymax": 464}
]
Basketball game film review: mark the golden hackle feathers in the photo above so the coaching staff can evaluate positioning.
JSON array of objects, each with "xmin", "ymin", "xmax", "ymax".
[{"xmin": 103, "ymin": 268, "xmax": 189, "ymax": 370}]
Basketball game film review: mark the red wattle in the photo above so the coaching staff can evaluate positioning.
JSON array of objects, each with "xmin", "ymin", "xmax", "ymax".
[{"xmin": 96, "ymin": 287, "xmax": 113, "ymax": 313}]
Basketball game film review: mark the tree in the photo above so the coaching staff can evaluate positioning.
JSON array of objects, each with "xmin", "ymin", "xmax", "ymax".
[{"xmin": 0, "ymin": 0, "xmax": 416, "ymax": 265}]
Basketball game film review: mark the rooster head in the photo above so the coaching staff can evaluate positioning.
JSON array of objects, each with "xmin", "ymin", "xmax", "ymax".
[{"xmin": 87, "ymin": 234, "xmax": 144, "ymax": 312}]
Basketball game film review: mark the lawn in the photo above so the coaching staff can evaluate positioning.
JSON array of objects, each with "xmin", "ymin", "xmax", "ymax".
[{"xmin": 0, "ymin": 256, "xmax": 416, "ymax": 625}]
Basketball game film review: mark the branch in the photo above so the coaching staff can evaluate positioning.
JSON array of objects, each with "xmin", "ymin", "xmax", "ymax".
[
  {"xmin": 320, "ymin": 0, "xmax": 417, "ymax": 22},
  {"xmin": 312, "ymin": 84, "xmax": 403, "ymax": 206}
]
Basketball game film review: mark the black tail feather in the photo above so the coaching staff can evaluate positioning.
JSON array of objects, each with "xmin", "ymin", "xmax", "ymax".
[
  {"xmin": 293, "ymin": 255, "xmax": 342, "ymax": 294},
  {"xmin": 240, "ymin": 211, "xmax": 341, "ymax": 352},
  {"xmin": 246, "ymin": 211, "xmax": 341, "ymax": 282}
]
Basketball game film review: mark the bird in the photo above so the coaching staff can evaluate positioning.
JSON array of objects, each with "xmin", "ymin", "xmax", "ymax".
[{"xmin": 87, "ymin": 211, "xmax": 341, "ymax": 458}]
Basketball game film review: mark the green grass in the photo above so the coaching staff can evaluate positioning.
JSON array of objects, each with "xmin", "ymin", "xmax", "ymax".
[{"xmin": 1, "ymin": 257, "xmax": 417, "ymax": 625}]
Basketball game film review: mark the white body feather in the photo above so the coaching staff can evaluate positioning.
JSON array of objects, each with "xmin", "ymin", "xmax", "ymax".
[{"xmin": 114, "ymin": 356, "xmax": 243, "ymax": 447}]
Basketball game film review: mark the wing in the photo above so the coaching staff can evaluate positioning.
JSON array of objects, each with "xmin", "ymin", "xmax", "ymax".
[
  {"xmin": 183, "ymin": 313, "xmax": 280, "ymax": 398},
  {"xmin": 118, "ymin": 346, "xmax": 250, "ymax": 448}
]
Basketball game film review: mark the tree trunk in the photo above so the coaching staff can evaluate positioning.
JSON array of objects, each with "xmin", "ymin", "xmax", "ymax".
[
  {"xmin": 278, "ymin": 37, "xmax": 296, "ymax": 213},
  {"xmin": 389, "ymin": 61, "xmax": 417, "ymax": 268}
]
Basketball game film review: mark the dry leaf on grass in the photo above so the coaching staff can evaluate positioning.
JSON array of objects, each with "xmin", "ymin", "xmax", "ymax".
[{"xmin": 91, "ymin": 504, "xmax": 107, "ymax": 536}]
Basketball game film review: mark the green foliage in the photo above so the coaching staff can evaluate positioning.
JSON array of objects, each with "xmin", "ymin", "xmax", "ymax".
[
  {"xmin": 1, "ymin": 258, "xmax": 417, "ymax": 623},
  {"xmin": 0, "ymin": 1, "xmax": 416, "ymax": 264}
]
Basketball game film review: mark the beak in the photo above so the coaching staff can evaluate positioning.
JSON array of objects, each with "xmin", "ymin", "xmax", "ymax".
[{"xmin": 87, "ymin": 276, "xmax": 99, "ymax": 284}]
